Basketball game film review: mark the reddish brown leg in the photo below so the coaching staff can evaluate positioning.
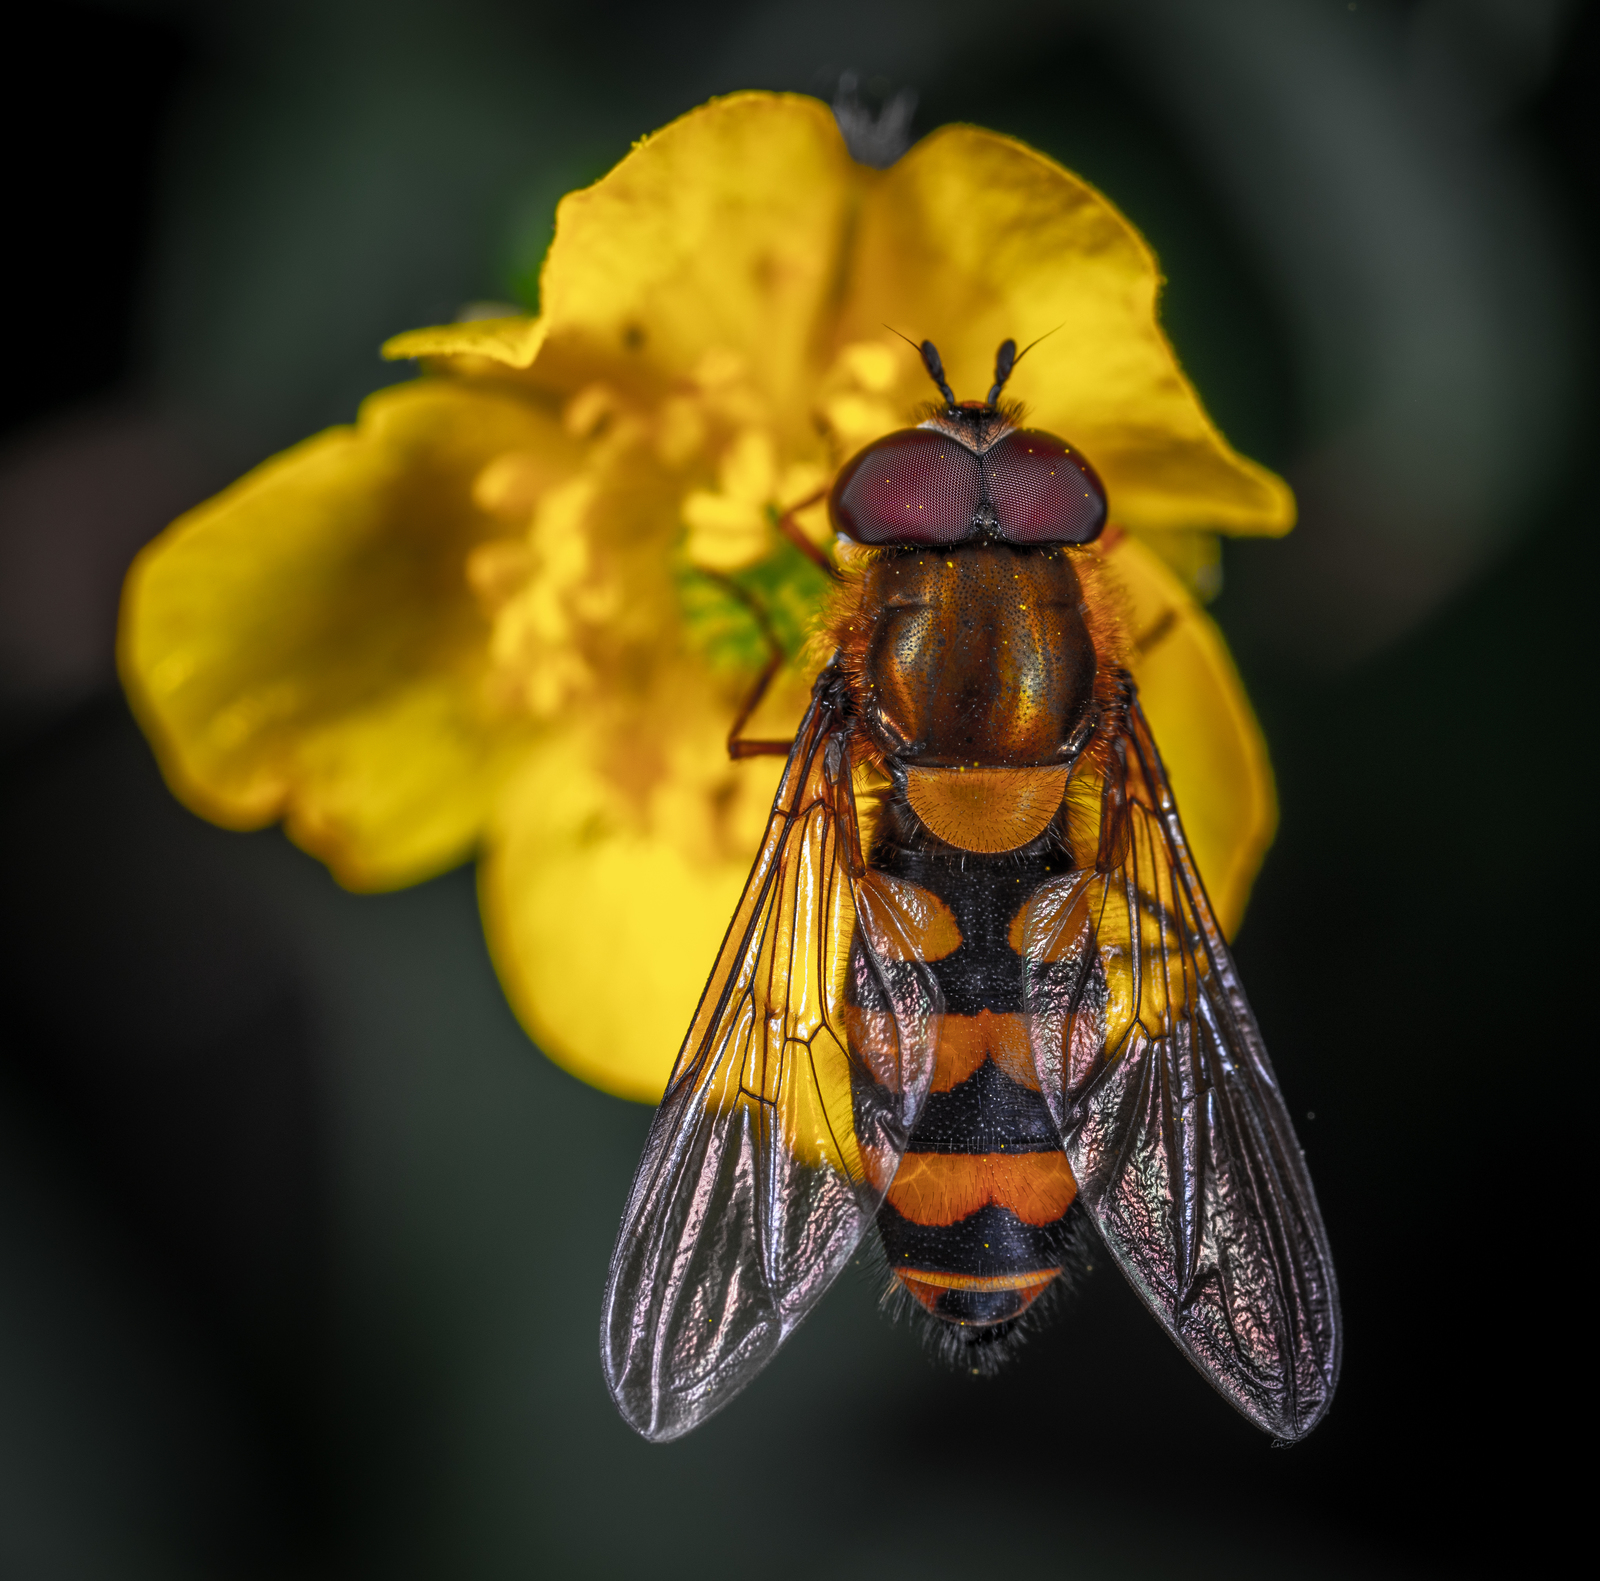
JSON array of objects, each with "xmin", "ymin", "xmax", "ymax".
[
  {"xmin": 705, "ymin": 572, "xmax": 796, "ymax": 760},
  {"xmin": 831, "ymin": 736, "xmax": 866, "ymax": 877},
  {"xmin": 774, "ymin": 488, "xmax": 841, "ymax": 581},
  {"xmin": 1134, "ymin": 607, "xmax": 1177, "ymax": 656}
]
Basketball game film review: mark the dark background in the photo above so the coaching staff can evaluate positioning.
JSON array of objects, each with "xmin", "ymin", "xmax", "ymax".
[{"xmin": 1, "ymin": 1, "xmax": 1592, "ymax": 1576}]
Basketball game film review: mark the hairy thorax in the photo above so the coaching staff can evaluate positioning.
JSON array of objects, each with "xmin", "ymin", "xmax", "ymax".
[{"xmin": 853, "ymin": 545, "xmax": 1098, "ymax": 767}]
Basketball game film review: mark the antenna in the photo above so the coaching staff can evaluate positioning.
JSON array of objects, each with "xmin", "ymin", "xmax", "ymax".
[
  {"xmin": 885, "ymin": 325, "xmax": 957, "ymax": 408},
  {"xmin": 919, "ymin": 339, "xmax": 957, "ymax": 408},
  {"xmin": 986, "ymin": 339, "xmax": 1018, "ymax": 405},
  {"xmin": 988, "ymin": 323, "xmax": 1065, "ymax": 403}
]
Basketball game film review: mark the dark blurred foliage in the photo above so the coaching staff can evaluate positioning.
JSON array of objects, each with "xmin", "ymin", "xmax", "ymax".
[
  {"xmin": 0, "ymin": 1, "xmax": 1594, "ymax": 1576},
  {"xmin": 0, "ymin": 7, "xmax": 189, "ymax": 437}
]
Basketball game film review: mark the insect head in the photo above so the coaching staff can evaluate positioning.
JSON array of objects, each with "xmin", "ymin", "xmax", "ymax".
[{"xmin": 829, "ymin": 339, "xmax": 1109, "ymax": 547}]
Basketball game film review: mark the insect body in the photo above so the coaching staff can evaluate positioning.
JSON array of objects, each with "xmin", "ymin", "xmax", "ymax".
[
  {"xmin": 843, "ymin": 544, "xmax": 1101, "ymax": 1348},
  {"xmin": 602, "ymin": 340, "xmax": 1341, "ymax": 1443}
]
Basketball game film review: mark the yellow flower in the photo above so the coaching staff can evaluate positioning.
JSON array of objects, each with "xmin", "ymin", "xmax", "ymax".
[{"xmin": 119, "ymin": 92, "xmax": 1292, "ymax": 1103}]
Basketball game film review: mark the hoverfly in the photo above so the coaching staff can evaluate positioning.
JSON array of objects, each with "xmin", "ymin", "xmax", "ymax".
[{"xmin": 602, "ymin": 337, "xmax": 1341, "ymax": 1443}]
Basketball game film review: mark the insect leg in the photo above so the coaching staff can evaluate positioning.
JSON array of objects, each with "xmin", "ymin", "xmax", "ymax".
[
  {"xmin": 826, "ymin": 731, "xmax": 867, "ymax": 878},
  {"xmin": 1133, "ymin": 608, "xmax": 1177, "ymax": 656},
  {"xmin": 774, "ymin": 489, "xmax": 841, "ymax": 580},
  {"xmin": 704, "ymin": 571, "xmax": 796, "ymax": 760}
]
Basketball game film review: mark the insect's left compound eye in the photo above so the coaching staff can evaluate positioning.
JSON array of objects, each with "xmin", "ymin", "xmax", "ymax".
[
  {"xmin": 828, "ymin": 429, "xmax": 983, "ymax": 545},
  {"xmin": 983, "ymin": 429, "xmax": 1107, "ymax": 544}
]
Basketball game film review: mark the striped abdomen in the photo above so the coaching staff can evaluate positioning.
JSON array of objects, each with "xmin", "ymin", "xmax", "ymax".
[
  {"xmin": 834, "ymin": 542, "xmax": 1112, "ymax": 1338},
  {"xmin": 848, "ymin": 840, "xmax": 1080, "ymax": 1332}
]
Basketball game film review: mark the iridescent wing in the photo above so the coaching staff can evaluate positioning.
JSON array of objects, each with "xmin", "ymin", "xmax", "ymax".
[
  {"xmin": 1019, "ymin": 686, "xmax": 1341, "ymax": 1440},
  {"xmin": 601, "ymin": 667, "xmax": 943, "ymax": 1442}
]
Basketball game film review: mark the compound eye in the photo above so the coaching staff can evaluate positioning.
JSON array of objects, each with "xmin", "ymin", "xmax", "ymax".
[
  {"xmin": 829, "ymin": 429, "xmax": 983, "ymax": 545},
  {"xmin": 983, "ymin": 429, "xmax": 1107, "ymax": 543}
]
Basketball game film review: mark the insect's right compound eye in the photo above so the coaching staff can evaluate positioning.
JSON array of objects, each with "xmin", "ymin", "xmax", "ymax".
[{"xmin": 828, "ymin": 429, "xmax": 983, "ymax": 545}]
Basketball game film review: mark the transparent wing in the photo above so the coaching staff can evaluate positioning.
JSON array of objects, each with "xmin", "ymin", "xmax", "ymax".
[
  {"xmin": 601, "ymin": 668, "xmax": 942, "ymax": 1442},
  {"xmin": 1020, "ymin": 688, "xmax": 1341, "ymax": 1440}
]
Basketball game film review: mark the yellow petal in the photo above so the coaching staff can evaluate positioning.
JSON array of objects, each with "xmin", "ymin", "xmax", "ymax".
[
  {"xmin": 681, "ymin": 488, "xmax": 771, "ymax": 571},
  {"xmin": 681, "ymin": 490, "xmax": 760, "ymax": 532},
  {"xmin": 686, "ymin": 533, "xmax": 773, "ymax": 574},
  {"xmin": 837, "ymin": 340, "xmax": 899, "ymax": 393},
  {"xmin": 821, "ymin": 390, "xmax": 902, "ymax": 452},
  {"xmin": 777, "ymin": 460, "xmax": 827, "ymax": 508},
  {"xmin": 472, "ymin": 451, "xmax": 557, "ymax": 523},
  {"xmin": 533, "ymin": 93, "xmax": 857, "ymax": 425},
  {"xmin": 120, "ymin": 380, "xmax": 579, "ymax": 888},
  {"xmin": 719, "ymin": 427, "xmax": 777, "ymax": 503},
  {"xmin": 840, "ymin": 126, "xmax": 1293, "ymax": 536},
  {"xmin": 482, "ymin": 708, "xmax": 784, "ymax": 1102},
  {"xmin": 1138, "ymin": 527, "xmax": 1224, "ymax": 601},
  {"xmin": 381, "ymin": 315, "xmax": 547, "ymax": 369},
  {"xmin": 1101, "ymin": 533, "xmax": 1277, "ymax": 936}
]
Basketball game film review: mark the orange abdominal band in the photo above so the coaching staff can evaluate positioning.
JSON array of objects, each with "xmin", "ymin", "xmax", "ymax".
[
  {"xmin": 905, "ymin": 765, "xmax": 1070, "ymax": 853},
  {"xmin": 893, "ymin": 1267, "xmax": 1062, "ymax": 1292},
  {"xmin": 930, "ymin": 1010, "xmax": 1038, "ymax": 1091},
  {"xmin": 885, "ymin": 1150, "xmax": 1078, "ymax": 1227},
  {"xmin": 894, "ymin": 1267, "xmax": 1060, "ymax": 1317}
]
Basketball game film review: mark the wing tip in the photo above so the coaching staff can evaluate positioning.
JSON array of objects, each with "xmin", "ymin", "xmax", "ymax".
[
  {"xmin": 603, "ymin": 1366, "xmax": 736, "ymax": 1445},
  {"xmin": 600, "ymin": 1359, "xmax": 697, "ymax": 1444},
  {"xmin": 1249, "ymin": 1353, "xmax": 1341, "ymax": 1445},
  {"xmin": 1265, "ymin": 1394, "xmax": 1335, "ymax": 1445}
]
